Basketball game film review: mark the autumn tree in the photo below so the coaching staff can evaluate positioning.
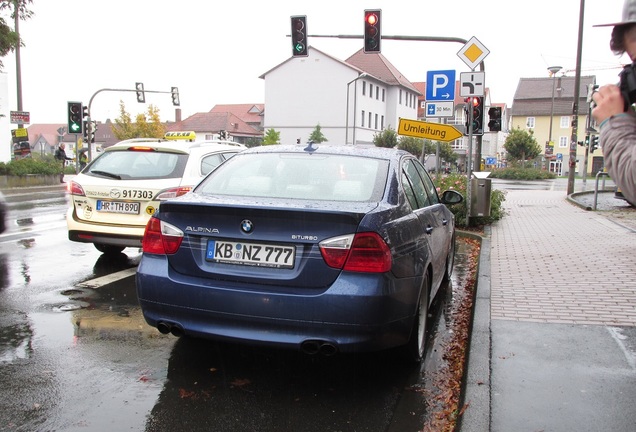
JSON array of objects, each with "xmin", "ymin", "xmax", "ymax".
[
  {"xmin": 308, "ymin": 124, "xmax": 328, "ymax": 143},
  {"xmin": 112, "ymin": 101, "xmax": 165, "ymax": 140},
  {"xmin": 262, "ymin": 128, "xmax": 280, "ymax": 145},
  {"xmin": 504, "ymin": 127, "xmax": 541, "ymax": 167}
]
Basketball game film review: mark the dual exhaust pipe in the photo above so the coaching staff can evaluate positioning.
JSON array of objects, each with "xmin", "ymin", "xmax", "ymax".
[
  {"xmin": 157, "ymin": 321, "xmax": 184, "ymax": 337},
  {"xmin": 300, "ymin": 339, "xmax": 338, "ymax": 356}
]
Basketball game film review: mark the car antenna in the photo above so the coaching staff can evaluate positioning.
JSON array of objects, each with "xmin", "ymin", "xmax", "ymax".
[{"xmin": 303, "ymin": 140, "xmax": 317, "ymax": 153}]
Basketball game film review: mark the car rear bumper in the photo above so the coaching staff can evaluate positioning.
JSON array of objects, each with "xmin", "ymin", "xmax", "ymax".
[
  {"xmin": 66, "ymin": 207, "xmax": 144, "ymax": 247},
  {"xmin": 136, "ymin": 254, "xmax": 422, "ymax": 353}
]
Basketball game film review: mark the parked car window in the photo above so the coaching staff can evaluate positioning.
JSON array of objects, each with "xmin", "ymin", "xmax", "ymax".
[
  {"xmin": 413, "ymin": 161, "xmax": 440, "ymax": 205},
  {"xmin": 201, "ymin": 152, "xmax": 239, "ymax": 176},
  {"xmin": 196, "ymin": 152, "xmax": 388, "ymax": 202},
  {"xmin": 402, "ymin": 159, "xmax": 431, "ymax": 209}
]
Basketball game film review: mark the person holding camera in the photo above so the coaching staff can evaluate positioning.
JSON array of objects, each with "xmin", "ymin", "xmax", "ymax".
[{"xmin": 592, "ymin": 0, "xmax": 636, "ymax": 206}]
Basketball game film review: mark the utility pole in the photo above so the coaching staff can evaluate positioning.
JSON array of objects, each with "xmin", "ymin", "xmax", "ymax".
[{"xmin": 567, "ymin": 0, "xmax": 585, "ymax": 195}]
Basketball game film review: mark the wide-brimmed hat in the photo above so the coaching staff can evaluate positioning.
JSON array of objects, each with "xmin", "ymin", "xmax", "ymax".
[{"xmin": 594, "ymin": 0, "xmax": 636, "ymax": 27}]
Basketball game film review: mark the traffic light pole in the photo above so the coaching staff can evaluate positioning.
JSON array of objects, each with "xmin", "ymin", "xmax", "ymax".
[{"xmin": 85, "ymin": 87, "xmax": 176, "ymax": 161}]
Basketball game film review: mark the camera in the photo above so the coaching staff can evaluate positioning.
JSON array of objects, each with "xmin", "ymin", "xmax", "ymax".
[{"xmin": 619, "ymin": 61, "xmax": 636, "ymax": 111}]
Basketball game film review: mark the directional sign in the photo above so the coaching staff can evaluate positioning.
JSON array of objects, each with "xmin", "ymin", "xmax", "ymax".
[
  {"xmin": 397, "ymin": 118, "xmax": 462, "ymax": 142},
  {"xmin": 460, "ymin": 71, "xmax": 485, "ymax": 97},
  {"xmin": 457, "ymin": 36, "xmax": 490, "ymax": 70},
  {"xmin": 425, "ymin": 70, "xmax": 455, "ymax": 101},
  {"xmin": 425, "ymin": 101, "xmax": 454, "ymax": 118}
]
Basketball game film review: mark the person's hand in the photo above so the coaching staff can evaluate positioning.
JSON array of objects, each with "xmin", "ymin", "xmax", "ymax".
[{"xmin": 592, "ymin": 84, "xmax": 626, "ymax": 123}]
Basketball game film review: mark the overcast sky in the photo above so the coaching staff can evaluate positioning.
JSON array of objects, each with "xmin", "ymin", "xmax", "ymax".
[{"xmin": 2, "ymin": 0, "xmax": 628, "ymax": 125}]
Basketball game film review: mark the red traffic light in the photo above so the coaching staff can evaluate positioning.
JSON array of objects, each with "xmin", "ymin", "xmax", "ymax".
[{"xmin": 364, "ymin": 9, "xmax": 381, "ymax": 53}]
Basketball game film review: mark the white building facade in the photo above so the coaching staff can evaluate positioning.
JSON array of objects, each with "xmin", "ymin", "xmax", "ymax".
[{"xmin": 260, "ymin": 47, "xmax": 420, "ymax": 146}]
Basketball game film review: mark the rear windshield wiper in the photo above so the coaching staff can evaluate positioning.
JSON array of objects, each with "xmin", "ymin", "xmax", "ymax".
[{"xmin": 90, "ymin": 170, "xmax": 122, "ymax": 180}]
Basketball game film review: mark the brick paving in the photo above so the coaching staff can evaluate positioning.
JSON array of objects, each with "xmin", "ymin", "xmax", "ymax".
[{"xmin": 490, "ymin": 189, "xmax": 636, "ymax": 326}]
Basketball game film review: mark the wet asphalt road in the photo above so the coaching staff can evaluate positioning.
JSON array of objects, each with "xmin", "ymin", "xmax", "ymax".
[{"xmin": 0, "ymin": 186, "xmax": 476, "ymax": 432}]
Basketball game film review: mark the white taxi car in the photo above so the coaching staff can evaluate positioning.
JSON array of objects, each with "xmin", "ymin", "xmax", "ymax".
[{"xmin": 66, "ymin": 132, "xmax": 246, "ymax": 254}]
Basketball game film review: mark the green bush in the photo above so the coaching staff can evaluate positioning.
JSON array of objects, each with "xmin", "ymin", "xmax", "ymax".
[
  {"xmin": 488, "ymin": 167, "xmax": 556, "ymax": 180},
  {"xmin": 431, "ymin": 173, "xmax": 507, "ymax": 228},
  {"xmin": 1, "ymin": 157, "xmax": 63, "ymax": 176}
]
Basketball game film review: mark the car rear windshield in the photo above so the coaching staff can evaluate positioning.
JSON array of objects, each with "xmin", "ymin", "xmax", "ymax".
[
  {"xmin": 195, "ymin": 152, "xmax": 389, "ymax": 202},
  {"xmin": 86, "ymin": 150, "xmax": 189, "ymax": 180}
]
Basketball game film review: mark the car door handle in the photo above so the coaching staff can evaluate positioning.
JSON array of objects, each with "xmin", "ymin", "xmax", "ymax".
[{"xmin": 425, "ymin": 225, "xmax": 434, "ymax": 235}]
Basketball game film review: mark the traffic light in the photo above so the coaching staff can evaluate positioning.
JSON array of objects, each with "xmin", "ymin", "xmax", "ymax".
[
  {"xmin": 67, "ymin": 101, "xmax": 83, "ymax": 134},
  {"xmin": 291, "ymin": 16, "xmax": 308, "ymax": 57},
  {"xmin": 591, "ymin": 135, "xmax": 600, "ymax": 153},
  {"xmin": 488, "ymin": 106, "xmax": 502, "ymax": 132},
  {"xmin": 471, "ymin": 97, "xmax": 484, "ymax": 136},
  {"xmin": 364, "ymin": 9, "xmax": 381, "ymax": 53},
  {"xmin": 585, "ymin": 134, "xmax": 590, "ymax": 147},
  {"xmin": 135, "ymin": 82, "xmax": 145, "ymax": 103},
  {"xmin": 171, "ymin": 87, "xmax": 180, "ymax": 106}
]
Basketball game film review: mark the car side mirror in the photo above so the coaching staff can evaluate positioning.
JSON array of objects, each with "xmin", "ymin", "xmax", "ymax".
[{"xmin": 440, "ymin": 189, "xmax": 463, "ymax": 205}]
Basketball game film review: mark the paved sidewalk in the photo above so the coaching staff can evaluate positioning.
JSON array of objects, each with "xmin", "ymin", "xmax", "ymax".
[{"xmin": 460, "ymin": 189, "xmax": 636, "ymax": 432}]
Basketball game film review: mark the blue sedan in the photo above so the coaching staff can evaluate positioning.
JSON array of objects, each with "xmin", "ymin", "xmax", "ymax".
[{"xmin": 136, "ymin": 143, "xmax": 463, "ymax": 361}]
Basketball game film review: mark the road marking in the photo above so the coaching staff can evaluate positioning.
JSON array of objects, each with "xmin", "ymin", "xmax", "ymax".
[
  {"xmin": 77, "ymin": 267, "xmax": 137, "ymax": 289},
  {"xmin": 607, "ymin": 326, "xmax": 636, "ymax": 371}
]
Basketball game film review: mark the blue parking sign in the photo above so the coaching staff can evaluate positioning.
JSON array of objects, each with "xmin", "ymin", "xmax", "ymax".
[{"xmin": 426, "ymin": 70, "xmax": 455, "ymax": 101}]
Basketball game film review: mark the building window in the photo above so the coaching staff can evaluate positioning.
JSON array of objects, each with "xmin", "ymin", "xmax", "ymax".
[
  {"xmin": 559, "ymin": 116, "xmax": 570, "ymax": 128},
  {"xmin": 399, "ymin": 89, "xmax": 402, "ymax": 105},
  {"xmin": 362, "ymin": 81, "xmax": 366, "ymax": 96},
  {"xmin": 361, "ymin": 110, "xmax": 365, "ymax": 127},
  {"xmin": 559, "ymin": 136, "xmax": 568, "ymax": 148},
  {"xmin": 368, "ymin": 112, "xmax": 372, "ymax": 128},
  {"xmin": 382, "ymin": 89, "xmax": 385, "ymax": 102},
  {"xmin": 381, "ymin": 115, "xmax": 384, "ymax": 129},
  {"xmin": 526, "ymin": 117, "xmax": 535, "ymax": 128},
  {"xmin": 376, "ymin": 86, "xmax": 379, "ymax": 100},
  {"xmin": 374, "ymin": 114, "xmax": 378, "ymax": 129},
  {"xmin": 369, "ymin": 84, "xmax": 373, "ymax": 98}
]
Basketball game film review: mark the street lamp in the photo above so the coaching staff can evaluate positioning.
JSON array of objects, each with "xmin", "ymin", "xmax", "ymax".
[
  {"xmin": 547, "ymin": 65, "xmax": 562, "ymax": 172},
  {"xmin": 345, "ymin": 73, "xmax": 368, "ymax": 145}
]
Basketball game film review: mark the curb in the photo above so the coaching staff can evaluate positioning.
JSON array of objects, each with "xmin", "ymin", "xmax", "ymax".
[{"xmin": 457, "ymin": 227, "xmax": 491, "ymax": 432}]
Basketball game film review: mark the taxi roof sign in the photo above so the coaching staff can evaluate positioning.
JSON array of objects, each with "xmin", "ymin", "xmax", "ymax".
[{"xmin": 164, "ymin": 131, "xmax": 196, "ymax": 141}]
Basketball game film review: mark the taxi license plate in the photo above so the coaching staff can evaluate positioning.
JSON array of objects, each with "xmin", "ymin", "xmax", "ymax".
[
  {"xmin": 206, "ymin": 240, "xmax": 295, "ymax": 269},
  {"xmin": 96, "ymin": 200, "xmax": 140, "ymax": 215}
]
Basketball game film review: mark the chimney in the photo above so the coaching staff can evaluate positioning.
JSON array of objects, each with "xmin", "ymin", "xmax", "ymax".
[{"xmin": 175, "ymin": 108, "xmax": 182, "ymax": 123}]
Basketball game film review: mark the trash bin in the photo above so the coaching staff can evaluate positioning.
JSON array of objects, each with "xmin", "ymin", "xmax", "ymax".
[{"xmin": 470, "ymin": 172, "xmax": 492, "ymax": 217}]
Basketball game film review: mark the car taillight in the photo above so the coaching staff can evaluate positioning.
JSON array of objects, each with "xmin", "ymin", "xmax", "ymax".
[
  {"xmin": 67, "ymin": 181, "xmax": 85, "ymax": 196},
  {"xmin": 319, "ymin": 232, "xmax": 391, "ymax": 273},
  {"xmin": 155, "ymin": 186, "xmax": 193, "ymax": 200},
  {"xmin": 142, "ymin": 217, "xmax": 184, "ymax": 255}
]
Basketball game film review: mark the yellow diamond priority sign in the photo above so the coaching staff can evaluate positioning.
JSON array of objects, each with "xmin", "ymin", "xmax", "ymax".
[
  {"xmin": 398, "ymin": 118, "xmax": 462, "ymax": 142},
  {"xmin": 457, "ymin": 36, "xmax": 490, "ymax": 70}
]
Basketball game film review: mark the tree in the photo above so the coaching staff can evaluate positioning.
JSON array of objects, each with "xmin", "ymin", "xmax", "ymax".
[
  {"xmin": 262, "ymin": 128, "xmax": 280, "ymax": 145},
  {"xmin": 504, "ymin": 127, "xmax": 541, "ymax": 166},
  {"xmin": 397, "ymin": 136, "xmax": 424, "ymax": 156},
  {"xmin": 373, "ymin": 126, "xmax": 398, "ymax": 148},
  {"xmin": 308, "ymin": 124, "xmax": 328, "ymax": 143},
  {"xmin": 112, "ymin": 101, "xmax": 165, "ymax": 140},
  {"xmin": 0, "ymin": 0, "xmax": 33, "ymax": 71}
]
